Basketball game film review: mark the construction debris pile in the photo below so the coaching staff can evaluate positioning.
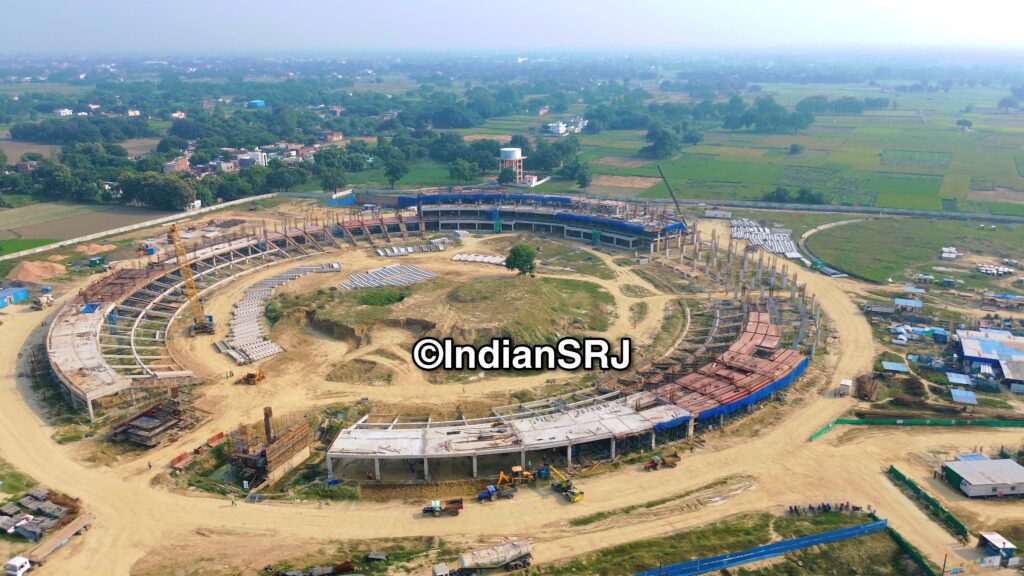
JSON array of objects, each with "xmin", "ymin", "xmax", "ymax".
[
  {"xmin": 338, "ymin": 264, "xmax": 435, "ymax": 289},
  {"xmin": 452, "ymin": 253, "xmax": 507, "ymax": 266},
  {"xmin": 228, "ymin": 407, "xmax": 314, "ymax": 488},
  {"xmin": 730, "ymin": 218, "xmax": 800, "ymax": 258},
  {"xmin": 0, "ymin": 487, "xmax": 72, "ymax": 542},
  {"xmin": 219, "ymin": 264, "xmax": 341, "ymax": 364}
]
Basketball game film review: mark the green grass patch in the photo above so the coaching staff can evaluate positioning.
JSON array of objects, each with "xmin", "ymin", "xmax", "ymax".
[
  {"xmin": 0, "ymin": 237, "xmax": 56, "ymax": 256},
  {"xmin": 881, "ymin": 150, "xmax": 952, "ymax": 169},
  {"xmin": 357, "ymin": 286, "xmax": 412, "ymax": 306}
]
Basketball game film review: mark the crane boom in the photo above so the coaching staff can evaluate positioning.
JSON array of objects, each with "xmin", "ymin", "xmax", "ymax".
[
  {"xmin": 169, "ymin": 224, "xmax": 213, "ymax": 335},
  {"xmin": 656, "ymin": 164, "xmax": 687, "ymax": 228}
]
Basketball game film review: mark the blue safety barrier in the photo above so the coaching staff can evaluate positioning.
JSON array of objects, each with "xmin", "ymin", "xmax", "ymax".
[
  {"xmin": 554, "ymin": 212, "xmax": 646, "ymax": 233},
  {"xmin": 635, "ymin": 519, "xmax": 888, "ymax": 576},
  {"xmin": 696, "ymin": 357, "xmax": 809, "ymax": 421}
]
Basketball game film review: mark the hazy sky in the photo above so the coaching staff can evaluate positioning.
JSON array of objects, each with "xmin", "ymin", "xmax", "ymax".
[{"xmin": 3, "ymin": 0, "xmax": 1023, "ymax": 55}]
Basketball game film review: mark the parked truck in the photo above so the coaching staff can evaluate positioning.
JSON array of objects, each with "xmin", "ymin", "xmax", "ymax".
[
  {"xmin": 477, "ymin": 484, "xmax": 516, "ymax": 502},
  {"xmin": 431, "ymin": 539, "xmax": 532, "ymax": 576},
  {"xmin": 422, "ymin": 498, "xmax": 463, "ymax": 517},
  {"xmin": 4, "ymin": 514, "xmax": 94, "ymax": 574}
]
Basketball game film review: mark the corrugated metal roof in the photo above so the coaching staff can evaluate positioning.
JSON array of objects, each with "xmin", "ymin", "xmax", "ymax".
[
  {"xmin": 956, "ymin": 452, "xmax": 989, "ymax": 461},
  {"xmin": 881, "ymin": 361, "xmax": 910, "ymax": 373},
  {"xmin": 893, "ymin": 298, "xmax": 923, "ymax": 308},
  {"xmin": 950, "ymin": 389, "xmax": 977, "ymax": 405},
  {"xmin": 945, "ymin": 459, "xmax": 1024, "ymax": 486},
  {"xmin": 946, "ymin": 372, "xmax": 973, "ymax": 385},
  {"xmin": 979, "ymin": 532, "xmax": 1017, "ymax": 551}
]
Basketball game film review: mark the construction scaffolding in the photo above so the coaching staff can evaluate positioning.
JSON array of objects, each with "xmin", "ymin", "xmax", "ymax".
[
  {"xmin": 110, "ymin": 381, "xmax": 198, "ymax": 447},
  {"xmin": 227, "ymin": 407, "xmax": 313, "ymax": 488}
]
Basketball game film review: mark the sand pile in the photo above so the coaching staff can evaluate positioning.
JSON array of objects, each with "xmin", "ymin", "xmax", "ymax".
[
  {"xmin": 8, "ymin": 261, "xmax": 65, "ymax": 283},
  {"xmin": 74, "ymin": 243, "xmax": 116, "ymax": 255}
]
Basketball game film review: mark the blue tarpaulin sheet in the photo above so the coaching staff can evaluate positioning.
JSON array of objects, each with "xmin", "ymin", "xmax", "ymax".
[
  {"xmin": 696, "ymin": 357, "xmax": 809, "ymax": 421},
  {"xmin": 654, "ymin": 415, "xmax": 691, "ymax": 432},
  {"xmin": 881, "ymin": 361, "xmax": 910, "ymax": 373},
  {"xmin": 893, "ymin": 298, "xmax": 923, "ymax": 308}
]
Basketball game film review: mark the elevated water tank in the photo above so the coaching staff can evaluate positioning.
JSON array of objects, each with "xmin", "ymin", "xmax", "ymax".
[{"xmin": 499, "ymin": 147, "xmax": 522, "ymax": 160}]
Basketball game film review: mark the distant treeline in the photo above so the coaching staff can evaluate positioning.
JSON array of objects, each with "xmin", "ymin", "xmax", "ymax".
[
  {"xmin": 762, "ymin": 186, "xmax": 826, "ymax": 205},
  {"xmin": 795, "ymin": 96, "xmax": 892, "ymax": 114},
  {"xmin": 9, "ymin": 116, "xmax": 153, "ymax": 145}
]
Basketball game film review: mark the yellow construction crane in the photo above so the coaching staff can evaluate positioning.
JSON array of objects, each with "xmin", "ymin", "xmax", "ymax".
[
  {"xmin": 548, "ymin": 465, "xmax": 584, "ymax": 503},
  {"xmin": 168, "ymin": 224, "xmax": 214, "ymax": 335}
]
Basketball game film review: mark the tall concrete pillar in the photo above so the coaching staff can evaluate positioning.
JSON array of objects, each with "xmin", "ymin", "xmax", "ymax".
[
  {"xmin": 326, "ymin": 456, "xmax": 334, "ymax": 480},
  {"xmin": 610, "ymin": 438, "xmax": 616, "ymax": 460},
  {"xmin": 472, "ymin": 455, "xmax": 478, "ymax": 478},
  {"xmin": 687, "ymin": 419, "xmax": 695, "ymax": 437},
  {"xmin": 566, "ymin": 444, "xmax": 572, "ymax": 465},
  {"xmin": 650, "ymin": 432, "xmax": 656, "ymax": 451},
  {"xmin": 374, "ymin": 457, "xmax": 381, "ymax": 481},
  {"xmin": 521, "ymin": 450, "xmax": 527, "ymax": 468},
  {"xmin": 423, "ymin": 457, "xmax": 429, "ymax": 482}
]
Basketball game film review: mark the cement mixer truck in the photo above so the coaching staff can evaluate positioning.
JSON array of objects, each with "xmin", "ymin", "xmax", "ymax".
[{"xmin": 431, "ymin": 539, "xmax": 532, "ymax": 575}]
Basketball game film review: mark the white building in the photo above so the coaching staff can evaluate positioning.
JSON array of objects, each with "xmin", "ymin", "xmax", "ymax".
[
  {"xmin": 54, "ymin": 108, "xmax": 73, "ymax": 116},
  {"xmin": 237, "ymin": 152, "xmax": 269, "ymax": 169}
]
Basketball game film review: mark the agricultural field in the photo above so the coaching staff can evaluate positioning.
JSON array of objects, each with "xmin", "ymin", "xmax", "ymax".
[
  {"xmin": 0, "ymin": 201, "xmax": 176, "ymax": 243},
  {"xmin": 462, "ymin": 83, "xmax": 1024, "ymax": 217},
  {"xmin": 805, "ymin": 217, "xmax": 1024, "ymax": 285}
]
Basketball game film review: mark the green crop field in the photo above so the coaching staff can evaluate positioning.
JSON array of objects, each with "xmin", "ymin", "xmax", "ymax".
[
  {"xmin": 0, "ymin": 238, "xmax": 56, "ymax": 256},
  {"xmin": 805, "ymin": 217, "xmax": 1024, "ymax": 285}
]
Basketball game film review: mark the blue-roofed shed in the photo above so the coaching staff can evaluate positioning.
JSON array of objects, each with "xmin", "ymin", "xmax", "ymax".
[
  {"xmin": 903, "ymin": 286, "xmax": 926, "ymax": 294},
  {"xmin": 955, "ymin": 452, "xmax": 989, "ymax": 462},
  {"xmin": 894, "ymin": 297, "xmax": 923, "ymax": 309},
  {"xmin": 946, "ymin": 372, "xmax": 973, "ymax": 386},
  {"xmin": 951, "ymin": 389, "xmax": 978, "ymax": 405},
  {"xmin": 882, "ymin": 361, "xmax": 910, "ymax": 373}
]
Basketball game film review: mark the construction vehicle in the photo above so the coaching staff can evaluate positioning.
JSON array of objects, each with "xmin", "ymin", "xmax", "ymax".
[
  {"xmin": 4, "ymin": 513, "xmax": 95, "ymax": 571},
  {"xmin": 31, "ymin": 294, "xmax": 54, "ymax": 310},
  {"xmin": 478, "ymin": 483, "xmax": 516, "ymax": 502},
  {"xmin": 431, "ymin": 538, "xmax": 532, "ymax": 576},
  {"xmin": 168, "ymin": 223, "xmax": 215, "ymax": 336},
  {"xmin": 656, "ymin": 165, "xmax": 688, "ymax": 228},
  {"xmin": 644, "ymin": 453, "xmax": 680, "ymax": 471},
  {"xmin": 509, "ymin": 465, "xmax": 535, "ymax": 485},
  {"xmin": 237, "ymin": 368, "xmax": 266, "ymax": 385},
  {"xmin": 548, "ymin": 465, "xmax": 584, "ymax": 503},
  {"xmin": 422, "ymin": 498, "xmax": 463, "ymax": 517}
]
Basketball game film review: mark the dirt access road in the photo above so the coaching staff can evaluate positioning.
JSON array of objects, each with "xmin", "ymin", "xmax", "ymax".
[{"xmin": 0, "ymin": 233, "xmax": 1019, "ymax": 575}]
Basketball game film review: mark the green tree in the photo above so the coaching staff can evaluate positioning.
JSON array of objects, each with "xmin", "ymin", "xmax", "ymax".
[
  {"xmin": 576, "ymin": 163, "xmax": 592, "ymax": 192},
  {"xmin": 639, "ymin": 124, "xmax": 679, "ymax": 159},
  {"xmin": 788, "ymin": 143, "xmax": 805, "ymax": 155},
  {"xmin": 998, "ymin": 96, "xmax": 1019, "ymax": 112},
  {"xmin": 448, "ymin": 158, "xmax": 479, "ymax": 184},
  {"xmin": 498, "ymin": 167, "xmax": 517, "ymax": 186},
  {"xmin": 0, "ymin": 147, "xmax": 7, "ymax": 167},
  {"xmin": 318, "ymin": 167, "xmax": 347, "ymax": 193},
  {"xmin": 505, "ymin": 244, "xmax": 537, "ymax": 275},
  {"xmin": 382, "ymin": 154, "xmax": 409, "ymax": 189},
  {"xmin": 956, "ymin": 119, "xmax": 973, "ymax": 129}
]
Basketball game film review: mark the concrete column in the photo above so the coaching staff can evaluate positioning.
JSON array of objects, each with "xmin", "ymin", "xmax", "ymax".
[
  {"xmin": 610, "ymin": 438, "xmax": 616, "ymax": 460},
  {"xmin": 472, "ymin": 455, "xmax": 478, "ymax": 478},
  {"xmin": 650, "ymin": 432, "xmax": 656, "ymax": 451},
  {"xmin": 374, "ymin": 457, "xmax": 380, "ymax": 481},
  {"xmin": 687, "ymin": 419, "xmax": 695, "ymax": 437},
  {"xmin": 566, "ymin": 444, "xmax": 572, "ymax": 465},
  {"xmin": 520, "ymin": 450, "xmax": 526, "ymax": 468},
  {"xmin": 326, "ymin": 456, "xmax": 334, "ymax": 480},
  {"xmin": 719, "ymin": 414, "xmax": 724, "ymax": 427},
  {"xmin": 423, "ymin": 457, "xmax": 429, "ymax": 481}
]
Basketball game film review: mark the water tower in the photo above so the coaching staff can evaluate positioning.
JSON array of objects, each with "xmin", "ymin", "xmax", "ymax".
[{"xmin": 498, "ymin": 147, "xmax": 525, "ymax": 183}]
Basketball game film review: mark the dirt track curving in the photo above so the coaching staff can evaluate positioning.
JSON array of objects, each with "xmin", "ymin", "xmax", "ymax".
[{"xmin": 0, "ymin": 229, "xmax": 1020, "ymax": 575}]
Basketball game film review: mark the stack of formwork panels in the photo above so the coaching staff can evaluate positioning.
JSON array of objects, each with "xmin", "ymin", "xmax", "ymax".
[
  {"xmin": 338, "ymin": 264, "xmax": 435, "ymax": 290},
  {"xmin": 223, "ymin": 264, "xmax": 341, "ymax": 364},
  {"xmin": 452, "ymin": 253, "xmax": 507, "ymax": 266}
]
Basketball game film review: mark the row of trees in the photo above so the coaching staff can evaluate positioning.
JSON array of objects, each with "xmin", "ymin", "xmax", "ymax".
[
  {"xmin": 761, "ymin": 186, "xmax": 826, "ymax": 205},
  {"xmin": 794, "ymin": 96, "xmax": 891, "ymax": 114},
  {"xmin": 722, "ymin": 97, "xmax": 814, "ymax": 133},
  {"xmin": 9, "ymin": 116, "xmax": 153, "ymax": 145}
]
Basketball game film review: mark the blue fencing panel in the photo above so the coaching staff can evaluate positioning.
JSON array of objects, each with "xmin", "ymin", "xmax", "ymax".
[
  {"xmin": 396, "ymin": 196, "xmax": 419, "ymax": 208},
  {"xmin": 661, "ymin": 222, "xmax": 688, "ymax": 234},
  {"xmin": 555, "ymin": 212, "xmax": 645, "ymax": 234},
  {"xmin": 654, "ymin": 415, "xmax": 691, "ymax": 432},
  {"xmin": 635, "ymin": 520, "xmax": 887, "ymax": 576}
]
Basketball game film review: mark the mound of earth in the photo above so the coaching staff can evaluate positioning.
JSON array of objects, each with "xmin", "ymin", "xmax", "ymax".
[
  {"xmin": 326, "ymin": 358, "xmax": 393, "ymax": 385},
  {"xmin": 271, "ymin": 275, "xmax": 615, "ymax": 348},
  {"xmin": 8, "ymin": 260, "xmax": 65, "ymax": 283},
  {"xmin": 74, "ymin": 243, "xmax": 116, "ymax": 255}
]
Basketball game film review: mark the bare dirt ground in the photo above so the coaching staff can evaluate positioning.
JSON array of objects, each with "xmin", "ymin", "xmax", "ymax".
[
  {"xmin": 1, "ymin": 221, "xmax": 1021, "ymax": 575},
  {"xmin": 592, "ymin": 156, "xmax": 650, "ymax": 168},
  {"xmin": 967, "ymin": 186, "xmax": 1024, "ymax": 205},
  {"xmin": 591, "ymin": 175, "xmax": 662, "ymax": 189}
]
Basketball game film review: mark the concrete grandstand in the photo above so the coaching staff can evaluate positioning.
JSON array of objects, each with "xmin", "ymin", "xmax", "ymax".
[
  {"xmin": 326, "ymin": 302, "xmax": 806, "ymax": 481},
  {"xmin": 46, "ymin": 224, "xmax": 339, "ymax": 420}
]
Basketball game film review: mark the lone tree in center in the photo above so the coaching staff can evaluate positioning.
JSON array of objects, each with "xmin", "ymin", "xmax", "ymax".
[{"xmin": 505, "ymin": 244, "xmax": 537, "ymax": 275}]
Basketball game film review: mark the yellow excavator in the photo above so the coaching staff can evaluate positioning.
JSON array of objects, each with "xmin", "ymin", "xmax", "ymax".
[
  {"xmin": 237, "ymin": 368, "xmax": 266, "ymax": 385},
  {"xmin": 548, "ymin": 465, "xmax": 583, "ymax": 503}
]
